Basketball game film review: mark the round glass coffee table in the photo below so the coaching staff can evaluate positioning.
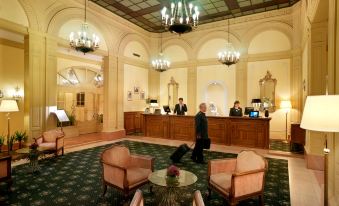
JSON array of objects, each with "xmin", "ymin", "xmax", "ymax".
[
  {"xmin": 16, "ymin": 147, "xmax": 49, "ymax": 173},
  {"xmin": 148, "ymin": 169, "xmax": 198, "ymax": 206}
]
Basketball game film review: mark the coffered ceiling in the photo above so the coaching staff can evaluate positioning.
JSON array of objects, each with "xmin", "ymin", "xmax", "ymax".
[{"xmin": 90, "ymin": 0, "xmax": 300, "ymax": 33}]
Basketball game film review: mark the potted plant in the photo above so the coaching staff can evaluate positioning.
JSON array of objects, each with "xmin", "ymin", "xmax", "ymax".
[
  {"xmin": 14, "ymin": 131, "xmax": 28, "ymax": 149},
  {"xmin": 8, "ymin": 134, "xmax": 16, "ymax": 152},
  {"xmin": 0, "ymin": 134, "xmax": 5, "ymax": 153}
]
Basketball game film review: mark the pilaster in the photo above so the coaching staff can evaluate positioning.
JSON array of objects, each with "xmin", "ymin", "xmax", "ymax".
[
  {"xmin": 236, "ymin": 57, "xmax": 247, "ymax": 105},
  {"xmin": 187, "ymin": 64, "xmax": 197, "ymax": 115}
]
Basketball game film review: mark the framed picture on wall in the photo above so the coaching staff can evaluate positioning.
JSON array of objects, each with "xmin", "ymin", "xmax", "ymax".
[
  {"xmin": 134, "ymin": 86, "xmax": 140, "ymax": 94},
  {"xmin": 140, "ymin": 91, "xmax": 145, "ymax": 100},
  {"xmin": 127, "ymin": 91, "xmax": 132, "ymax": 101}
]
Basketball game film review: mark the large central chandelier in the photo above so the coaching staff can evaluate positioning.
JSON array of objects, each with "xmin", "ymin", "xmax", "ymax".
[
  {"xmin": 161, "ymin": 0, "xmax": 199, "ymax": 34},
  {"xmin": 69, "ymin": 0, "xmax": 99, "ymax": 54},
  {"xmin": 152, "ymin": 34, "xmax": 170, "ymax": 72},
  {"xmin": 218, "ymin": 19, "xmax": 240, "ymax": 66}
]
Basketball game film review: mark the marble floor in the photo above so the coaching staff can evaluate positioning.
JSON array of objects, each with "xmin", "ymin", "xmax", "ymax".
[{"xmin": 14, "ymin": 133, "xmax": 324, "ymax": 206}]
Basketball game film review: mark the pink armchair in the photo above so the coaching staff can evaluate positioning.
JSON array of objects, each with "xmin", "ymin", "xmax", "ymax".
[
  {"xmin": 34, "ymin": 129, "xmax": 65, "ymax": 156},
  {"xmin": 100, "ymin": 146, "xmax": 154, "ymax": 200},
  {"xmin": 130, "ymin": 189, "xmax": 144, "ymax": 206},
  {"xmin": 193, "ymin": 190, "xmax": 205, "ymax": 206},
  {"xmin": 208, "ymin": 150, "xmax": 267, "ymax": 206},
  {"xmin": 0, "ymin": 155, "xmax": 12, "ymax": 191}
]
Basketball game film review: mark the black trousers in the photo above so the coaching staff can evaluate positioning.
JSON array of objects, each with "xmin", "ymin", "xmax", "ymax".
[{"xmin": 191, "ymin": 138, "xmax": 204, "ymax": 162}]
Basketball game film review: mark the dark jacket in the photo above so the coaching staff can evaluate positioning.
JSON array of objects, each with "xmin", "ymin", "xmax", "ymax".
[
  {"xmin": 195, "ymin": 111, "xmax": 208, "ymax": 139},
  {"xmin": 229, "ymin": 107, "xmax": 243, "ymax": 117},
  {"xmin": 174, "ymin": 104, "xmax": 187, "ymax": 115}
]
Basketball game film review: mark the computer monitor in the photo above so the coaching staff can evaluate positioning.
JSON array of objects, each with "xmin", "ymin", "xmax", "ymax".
[
  {"xmin": 249, "ymin": 111, "xmax": 259, "ymax": 118},
  {"xmin": 244, "ymin": 107, "xmax": 254, "ymax": 115},
  {"xmin": 163, "ymin": 105, "xmax": 171, "ymax": 114}
]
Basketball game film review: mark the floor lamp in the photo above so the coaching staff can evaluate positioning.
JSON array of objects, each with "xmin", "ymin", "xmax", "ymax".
[
  {"xmin": 300, "ymin": 95, "xmax": 339, "ymax": 206},
  {"xmin": 280, "ymin": 100, "xmax": 292, "ymax": 143},
  {"xmin": 0, "ymin": 100, "xmax": 19, "ymax": 154}
]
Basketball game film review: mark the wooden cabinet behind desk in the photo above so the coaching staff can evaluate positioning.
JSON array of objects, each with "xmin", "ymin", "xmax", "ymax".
[{"xmin": 124, "ymin": 112, "xmax": 143, "ymax": 134}]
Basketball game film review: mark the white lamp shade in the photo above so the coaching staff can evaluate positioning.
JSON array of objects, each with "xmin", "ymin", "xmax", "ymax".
[
  {"xmin": 280, "ymin": 100, "xmax": 292, "ymax": 109},
  {"xmin": 301, "ymin": 95, "xmax": 339, "ymax": 132},
  {"xmin": 0, "ymin": 100, "xmax": 19, "ymax": 112}
]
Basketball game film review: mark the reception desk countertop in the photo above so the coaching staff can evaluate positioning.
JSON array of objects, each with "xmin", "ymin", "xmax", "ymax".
[{"xmin": 142, "ymin": 114, "xmax": 271, "ymax": 149}]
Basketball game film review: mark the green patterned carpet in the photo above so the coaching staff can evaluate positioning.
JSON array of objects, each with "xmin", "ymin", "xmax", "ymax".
[{"xmin": 0, "ymin": 140, "xmax": 290, "ymax": 206}]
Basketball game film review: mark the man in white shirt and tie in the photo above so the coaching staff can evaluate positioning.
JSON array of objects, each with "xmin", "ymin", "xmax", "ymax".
[{"xmin": 174, "ymin": 97, "xmax": 187, "ymax": 115}]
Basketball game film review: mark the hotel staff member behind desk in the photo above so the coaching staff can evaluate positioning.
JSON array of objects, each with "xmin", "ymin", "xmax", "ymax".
[
  {"xmin": 229, "ymin": 100, "xmax": 243, "ymax": 117},
  {"xmin": 174, "ymin": 97, "xmax": 187, "ymax": 115}
]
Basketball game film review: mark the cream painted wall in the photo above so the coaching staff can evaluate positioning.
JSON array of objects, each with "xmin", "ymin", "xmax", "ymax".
[
  {"xmin": 124, "ymin": 41, "xmax": 149, "ymax": 62},
  {"xmin": 247, "ymin": 59, "xmax": 291, "ymax": 139},
  {"xmin": 196, "ymin": 65, "xmax": 236, "ymax": 115},
  {"xmin": 248, "ymin": 30, "xmax": 291, "ymax": 54},
  {"xmin": 159, "ymin": 68, "xmax": 188, "ymax": 110},
  {"xmin": 163, "ymin": 45, "xmax": 188, "ymax": 62},
  {"xmin": 124, "ymin": 64, "xmax": 148, "ymax": 112},
  {"xmin": 197, "ymin": 38, "xmax": 229, "ymax": 59},
  {"xmin": 0, "ymin": 0, "xmax": 28, "ymax": 27},
  {"xmin": 57, "ymin": 57, "xmax": 102, "ymax": 72},
  {"xmin": 0, "ymin": 43, "xmax": 25, "ymax": 135}
]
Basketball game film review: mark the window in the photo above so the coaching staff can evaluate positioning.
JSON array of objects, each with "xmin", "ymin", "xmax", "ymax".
[{"xmin": 76, "ymin": 92, "xmax": 85, "ymax": 107}]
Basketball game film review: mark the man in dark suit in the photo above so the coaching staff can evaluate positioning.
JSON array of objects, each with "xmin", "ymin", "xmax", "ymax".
[
  {"xmin": 229, "ymin": 100, "xmax": 243, "ymax": 117},
  {"xmin": 191, "ymin": 103, "xmax": 208, "ymax": 164},
  {"xmin": 174, "ymin": 97, "xmax": 187, "ymax": 115}
]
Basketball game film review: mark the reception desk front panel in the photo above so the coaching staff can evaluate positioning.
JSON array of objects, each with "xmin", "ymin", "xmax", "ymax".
[{"xmin": 142, "ymin": 114, "xmax": 271, "ymax": 149}]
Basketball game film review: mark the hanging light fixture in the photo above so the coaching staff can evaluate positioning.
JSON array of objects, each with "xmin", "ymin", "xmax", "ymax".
[
  {"xmin": 94, "ymin": 73, "xmax": 103, "ymax": 88},
  {"xmin": 152, "ymin": 33, "xmax": 170, "ymax": 72},
  {"xmin": 69, "ymin": 0, "xmax": 99, "ymax": 54},
  {"xmin": 218, "ymin": 19, "xmax": 240, "ymax": 66},
  {"xmin": 161, "ymin": 0, "xmax": 199, "ymax": 35}
]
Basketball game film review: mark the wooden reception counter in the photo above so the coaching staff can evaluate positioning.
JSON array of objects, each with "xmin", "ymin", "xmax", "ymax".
[{"xmin": 142, "ymin": 114, "xmax": 271, "ymax": 149}]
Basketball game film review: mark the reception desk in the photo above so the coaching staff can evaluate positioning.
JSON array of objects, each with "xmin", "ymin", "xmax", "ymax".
[{"xmin": 142, "ymin": 114, "xmax": 271, "ymax": 149}]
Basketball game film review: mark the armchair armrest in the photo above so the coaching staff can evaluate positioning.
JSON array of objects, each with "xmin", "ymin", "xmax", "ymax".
[
  {"xmin": 56, "ymin": 136, "xmax": 64, "ymax": 150},
  {"xmin": 130, "ymin": 154, "xmax": 155, "ymax": 171},
  {"xmin": 231, "ymin": 168, "xmax": 266, "ymax": 198},
  {"xmin": 34, "ymin": 136, "xmax": 43, "ymax": 145},
  {"xmin": 208, "ymin": 158, "xmax": 237, "ymax": 176}
]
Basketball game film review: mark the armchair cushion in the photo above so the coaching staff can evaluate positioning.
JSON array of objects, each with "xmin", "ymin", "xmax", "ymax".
[
  {"xmin": 127, "ymin": 167, "xmax": 152, "ymax": 188},
  {"xmin": 236, "ymin": 150, "xmax": 266, "ymax": 173},
  {"xmin": 43, "ymin": 130, "xmax": 64, "ymax": 143},
  {"xmin": 210, "ymin": 173, "xmax": 231, "ymax": 196},
  {"xmin": 38, "ymin": 142, "xmax": 56, "ymax": 150}
]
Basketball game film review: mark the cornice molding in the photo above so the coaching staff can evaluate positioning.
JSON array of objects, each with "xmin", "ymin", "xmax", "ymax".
[{"xmin": 0, "ymin": 37, "xmax": 24, "ymax": 49}]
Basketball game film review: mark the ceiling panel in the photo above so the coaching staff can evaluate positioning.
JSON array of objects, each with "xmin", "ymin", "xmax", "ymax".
[{"xmin": 91, "ymin": 0, "xmax": 300, "ymax": 32}]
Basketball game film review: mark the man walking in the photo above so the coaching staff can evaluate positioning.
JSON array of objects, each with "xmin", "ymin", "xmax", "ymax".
[{"xmin": 191, "ymin": 103, "xmax": 208, "ymax": 164}]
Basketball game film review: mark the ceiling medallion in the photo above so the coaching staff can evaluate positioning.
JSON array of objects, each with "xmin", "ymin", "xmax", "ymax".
[
  {"xmin": 218, "ymin": 19, "xmax": 240, "ymax": 66},
  {"xmin": 69, "ymin": 0, "xmax": 99, "ymax": 54},
  {"xmin": 152, "ymin": 34, "xmax": 170, "ymax": 72},
  {"xmin": 161, "ymin": 0, "xmax": 199, "ymax": 35}
]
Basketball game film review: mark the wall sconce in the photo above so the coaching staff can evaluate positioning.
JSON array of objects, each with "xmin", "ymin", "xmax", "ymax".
[{"xmin": 13, "ymin": 86, "xmax": 22, "ymax": 100}]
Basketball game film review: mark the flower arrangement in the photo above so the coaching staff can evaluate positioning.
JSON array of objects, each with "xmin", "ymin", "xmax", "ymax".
[
  {"xmin": 29, "ymin": 142, "xmax": 39, "ymax": 150},
  {"xmin": 167, "ymin": 165, "xmax": 180, "ymax": 177}
]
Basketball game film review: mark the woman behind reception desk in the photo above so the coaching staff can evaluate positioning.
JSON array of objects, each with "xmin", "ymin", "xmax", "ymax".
[{"xmin": 229, "ymin": 100, "xmax": 243, "ymax": 117}]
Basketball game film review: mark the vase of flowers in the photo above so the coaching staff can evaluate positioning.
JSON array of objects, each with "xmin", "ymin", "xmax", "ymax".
[
  {"xmin": 27, "ymin": 142, "xmax": 40, "ymax": 173},
  {"xmin": 166, "ymin": 165, "xmax": 180, "ymax": 186}
]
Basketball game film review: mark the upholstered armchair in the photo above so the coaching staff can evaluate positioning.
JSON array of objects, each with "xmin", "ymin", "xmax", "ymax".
[
  {"xmin": 130, "ymin": 189, "xmax": 144, "ymax": 206},
  {"xmin": 193, "ymin": 190, "xmax": 205, "ymax": 206},
  {"xmin": 34, "ymin": 129, "xmax": 65, "ymax": 156},
  {"xmin": 0, "ymin": 155, "xmax": 12, "ymax": 191},
  {"xmin": 100, "ymin": 146, "xmax": 155, "ymax": 200},
  {"xmin": 208, "ymin": 150, "xmax": 268, "ymax": 206}
]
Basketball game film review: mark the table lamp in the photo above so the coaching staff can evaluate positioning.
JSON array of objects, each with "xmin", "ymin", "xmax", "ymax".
[
  {"xmin": 300, "ymin": 95, "xmax": 339, "ymax": 206},
  {"xmin": 280, "ymin": 100, "xmax": 292, "ymax": 143},
  {"xmin": 0, "ymin": 100, "xmax": 19, "ymax": 154}
]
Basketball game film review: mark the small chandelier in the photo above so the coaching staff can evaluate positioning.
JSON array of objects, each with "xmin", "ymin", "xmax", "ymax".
[
  {"xmin": 218, "ymin": 19, "xmax": 240, "ymax": 66},
  {"xmin": 152, "ymin": 34, "xmax": 170, "ymax": 72},
  {"xmin": 69, "ymin": 0, "xmax": 99, "ymax": 54},
  {"xmin": 94, "ymin": 73, "xmax": 103, "ymax": 88},
  {"xmin": 161, "ymin": 0, "xmax": 199, "ymax": 34}
]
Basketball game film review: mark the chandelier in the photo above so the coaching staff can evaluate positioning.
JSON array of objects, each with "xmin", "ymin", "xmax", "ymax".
[
  {"xmin": 152, "ymin": 34, "xmax": 170, "ymax": 72},
  {"xmin": 69, "ymin": 0, "xmax": 99, "ymax": 54},
  {"xmin": 94, "ymin": 73, "xmax": 103, "ymax": 88},
  {"xmin": 161, "ymin": 0, "xmax": 199, "ymax": 34},
  {"xmin": 218, "ymin": 19, "xmax": 240, "ymax": 66}
]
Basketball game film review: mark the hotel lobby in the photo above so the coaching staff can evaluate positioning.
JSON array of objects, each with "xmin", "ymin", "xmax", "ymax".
[{"xmin": 0, "ymin": 0, "xmax": 339, "ymax": 205}]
